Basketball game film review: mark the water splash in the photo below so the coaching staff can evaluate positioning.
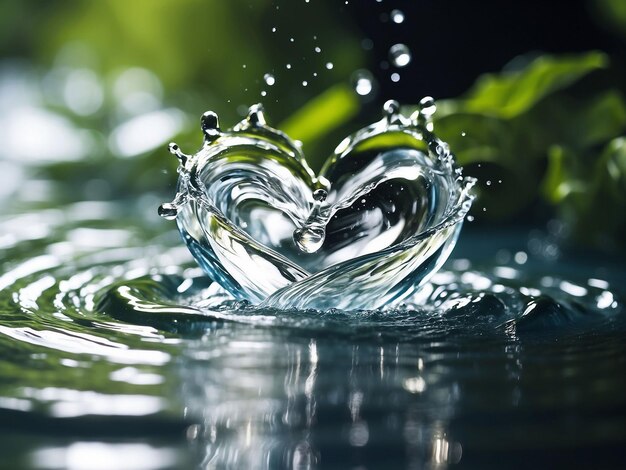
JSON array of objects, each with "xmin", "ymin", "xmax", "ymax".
[{"xmin": 159, "ymin": 99, "xmax": 475, "ymax": 310}]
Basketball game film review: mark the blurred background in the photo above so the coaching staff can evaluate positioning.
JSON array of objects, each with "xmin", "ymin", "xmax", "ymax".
[{"xmin": 1, "ymin": 0, "xmax": 625, "ymax": 253}]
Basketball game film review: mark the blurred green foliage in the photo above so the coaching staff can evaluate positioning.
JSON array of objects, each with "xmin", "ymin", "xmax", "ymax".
[
  {"xmin": 1, "ymin": 0, "xmax": 626, "ymax": 252},
  {"xmin": 427, "ymin": 52, "xmax": 626, "ymax": 251},
  {"xmin": 35, "ymin": 0, "xmax": 364, "ymax": 124}
]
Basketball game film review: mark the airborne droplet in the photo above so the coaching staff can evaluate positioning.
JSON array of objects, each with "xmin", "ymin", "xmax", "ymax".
[
  {"xmin": 389, "ymin": 43, "xmax": 412, "ymax": 68},
  {"xmin": 391, "ymin": 9, "xmax": 405, "ymax": 23},
  {"xmin": 158, "ymin": 203, "xmax": 178, "ymax": 220},
  {"xmin": 352, "ymin": 70, "xmax": 374, "ymax": 96},
  {"xmin": 263, "ymin": 73, "xmax": 275, "ymax": 86}
]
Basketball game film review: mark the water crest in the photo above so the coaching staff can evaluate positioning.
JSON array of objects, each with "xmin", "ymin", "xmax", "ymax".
[{"xmin": 159, "ymin": 99, "xmax": 476, "ymax": 310}]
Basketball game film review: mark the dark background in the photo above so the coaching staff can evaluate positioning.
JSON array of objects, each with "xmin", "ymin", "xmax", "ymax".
[{"xmin": 353, "ymin": 0, "xmax": 623, "ymax": 101}]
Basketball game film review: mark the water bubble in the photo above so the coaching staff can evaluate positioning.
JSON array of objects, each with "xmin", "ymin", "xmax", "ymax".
[
  {"xmin": 467, "ymin": 215, "xmax": 475, "ymax": 222},
  {"xmin": 326, "ymin": 62, "xmax": 334, "ymax": 70},
  {"xmin": 272, "ymin": 27, "xmax": 277, "ymax": 33},
  {"xmin": 391, "ymin": 9, "xmax": 405, "ymax": 23},
  {"xmin": 286, "ymin": 64, "xmax": 292, "ymax": 70},
  {"xmin": 389, "ymin": 44, "xmax": 411, "ymax": 67},
  {"xmin": 486, "ymin": 180, "xmax": 492, "ymax": 186},
  {"xmin": 261, "ymin": 91, "xmax": 267, "ymax": 97},
  {"xmin": 263, "ymin": 73, "xmax": 276, "ymax": 86},
  {"xmin": 302, "ymin": 81, "xmax": 308, "ymax": 87},
  {"xmin": 242, "ymin": 64, "xmax": 247, "ymax": 69},
  {"xmin": 314, "ymin": 46, "xmax": 321, "ymax": 53},
  {"xmin": 390, "ymin": 73, "xmax": 400, "ymax": 83},
  {"xmin": 461, "ymin": 132, "xmax": 466, "ymax": 137},
  {"xmin": 290, "ymin": 37, "xmax": 295, "ymax": 43},
  {"xmin": 352, "ymin": 70, "xmax": 374, "ymax": 96}
]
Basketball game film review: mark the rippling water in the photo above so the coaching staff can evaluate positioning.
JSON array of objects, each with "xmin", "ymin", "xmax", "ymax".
[{"xmin": 1, "ymin": 197, "xmax": 625, "ymax": 469}]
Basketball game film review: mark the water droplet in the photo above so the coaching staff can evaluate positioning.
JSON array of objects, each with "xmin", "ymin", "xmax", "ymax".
[
  {"xmin": 467, "ymin": 215, "xmax": 475, "ymax": 222},
  {"xmin": 201, "ymin": 111, "xmax": 220, "ymax": 139},
  {"xmin": 390, "ymin": 72, "xmax": 400, "ymax": 82},
  {"xmin": 419, "ymin": 96, "xmax": 437, "ymax": 118},
  {"xmin": 272, "ymin": 27, "xmax": 277, "ymax": 33},
  {"xmin": 389, "ymin": 44, "xmax": 411, "ymax": 67},
  {"xmin": 352, "ymin": 70, "xmax": 374, "ymax": 96},
  {"xmin": 293, "ymin": 225, "xmax": 325, "ymax": 253},
  {"xmin": 261, "ymin": 91, "xmax": 267, "ymax": 97},
  {"xmin": 383, "ymin": 99, "xmax": 399, "ymax": 116},
  {"xmin": 313, "ymin": 72, "xmax": 318, "ymax": 77},
  {"xmin": 290, "ymin": 37, "xmax": 295, "ymax": 43},
  {"xmin": 391, "ymin": 9, "xmax": 405, "ymax": 23},
  {"xmin": 326, "ymin": 62, "xmax": 334, "ymax": 70},
  {"xmin": 313, "ymin": 189, "xmax": 327, "ymax": 202},
  {"xmin": 302, "ymin": 81, "xmax": 308, "ymax": 87},
  {"xmin": 158, "ymin": 203, "xmax": 178, "ymax": 220},
  {"xmin": 314, "ymin": 46, "xmax": 321, "ymax": 53},
  {"xmin": 486, "ymin": 180, "xmax": 492, "ymax": 186},
  {"xmin": 263, "ymin": 73, "xmax": 275, "ymax": 86},
  {"xmin": 286, "ymin": 64, "xmax": 292, "ymax": 70},
  {"xmin": 461, "ymin": 132, "xmax": 466, "ymax": 137}
]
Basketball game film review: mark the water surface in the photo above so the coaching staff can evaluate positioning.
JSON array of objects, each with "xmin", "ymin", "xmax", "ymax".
[{"xmin": 0, "ymin": 197, "xmax": 624, "ymax": 469}]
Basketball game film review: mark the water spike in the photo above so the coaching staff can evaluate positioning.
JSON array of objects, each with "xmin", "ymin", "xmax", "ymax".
[
  {"xmin": 168, "ymin": 142, "xmax": 188, "ymax": 165},
  {"xmin": 383, "ymin": 99, "xmax": 400, "ymax": 118},
  {"xmin": 419, "ymin": 96, "xmax": 436, "ymax": 118},
  {"xmin": 201, "ymin": 111, "xmax": 220, "ymax": 141},
  {"xmin": 158, "ymin": 203, "xmax": 178, "ymax": 220},
  {"xmin": 247, "ymin": 103, "xmax": 267, "ymax": 127},
  {"xmin": 293, "ymin": 190, "xmax": 329, "ymax": 253}
]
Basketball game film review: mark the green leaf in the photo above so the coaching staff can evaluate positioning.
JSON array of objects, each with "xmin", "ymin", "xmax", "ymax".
[
  {"xmin": 599, "ymin": 137, "xmax": 626, "ymax": 197},
  {"xmin": 542, "ymin": 145, "xmax": 588, "ymax": 203},
  {"xmin": 447, "ymin": 52, "xmax": 608, "ymax": 118}
]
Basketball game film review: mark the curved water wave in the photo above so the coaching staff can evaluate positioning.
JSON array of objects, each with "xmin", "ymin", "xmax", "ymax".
[{"xmin": 161, "ymin": 100, "xmax": 476, "ymax": 309}]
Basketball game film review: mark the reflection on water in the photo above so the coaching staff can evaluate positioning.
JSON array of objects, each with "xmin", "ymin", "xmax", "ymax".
[{"xmin": 182, "ymin": 330, "xmax": 464, "ymax": 469}]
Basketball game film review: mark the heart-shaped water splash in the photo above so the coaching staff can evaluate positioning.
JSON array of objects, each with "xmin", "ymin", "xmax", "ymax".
[{"xmin": 159, "ymin": 98, "xmax": 475, "ymax": 310}]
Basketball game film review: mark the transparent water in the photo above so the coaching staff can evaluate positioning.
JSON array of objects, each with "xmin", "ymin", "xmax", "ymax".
[
  {"xmin": 1, "ymin": 196, "xmax": 624, "ymax": 469},
  {"xmin": 162, "ymin": 101, "xmax": 475, "ymax": 310}
]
